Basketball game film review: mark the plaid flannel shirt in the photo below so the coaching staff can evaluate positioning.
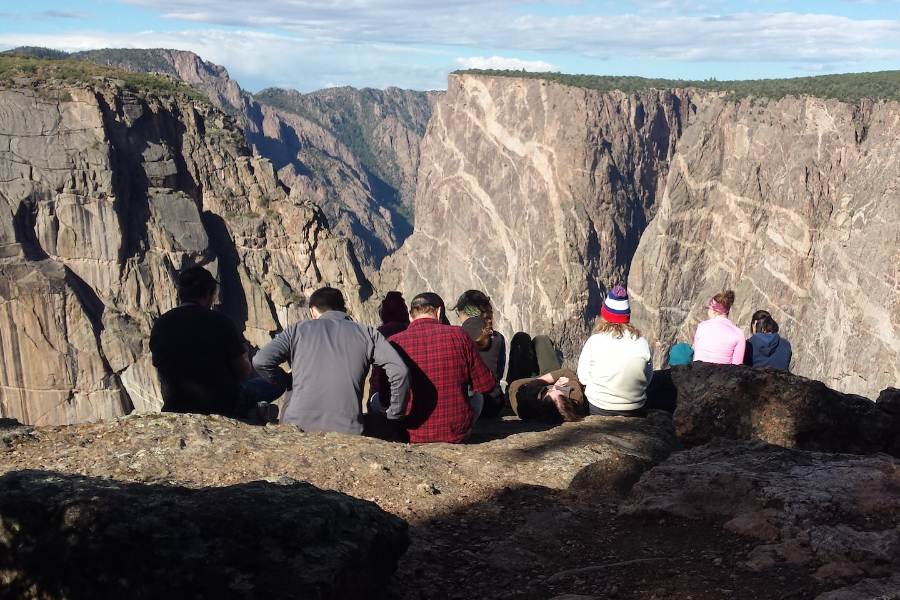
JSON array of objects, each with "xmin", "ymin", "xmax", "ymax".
[{"xmin": 389, "ymin": 317, "xmax": 496, "ymax": 443}]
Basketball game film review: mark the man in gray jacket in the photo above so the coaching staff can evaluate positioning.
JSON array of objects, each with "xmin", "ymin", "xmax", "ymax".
[{"xmin": 253, "ymin": 287, "xmax": 409, "ymax": 434}]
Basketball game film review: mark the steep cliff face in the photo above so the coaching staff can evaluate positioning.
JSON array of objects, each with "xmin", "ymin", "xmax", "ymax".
[
  {"xmin": 384, "ymin": 74, "xmax": 696, "ymax": 354},
  {"xmin": 629, "ymin": 96, "xmax": 900, "ymax": 397},
  {"xmin": 0, "ymin": 75, "xmax": 367, "ymax": 425},
  {"xmin": 255, "ymin": 86, "xmax": 439, "ymax": 224},
  {"xmin": 74, "ymin": 49, "xmax": 437, "ymax": 268},
  {"xmin": 389, "ymin": 73, "xmax": 898, "ymax": 396}
]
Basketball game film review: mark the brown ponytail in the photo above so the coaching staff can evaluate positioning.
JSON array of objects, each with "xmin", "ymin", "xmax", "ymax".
[{"xmin": 713, "ymin": 290, "xmax": 736, "ymax": 313}]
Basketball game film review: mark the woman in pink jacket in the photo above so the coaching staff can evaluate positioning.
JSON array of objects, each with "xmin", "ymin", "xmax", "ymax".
[{"xmin": 692, "ymin": 290, "xmax": 745, "ymax": 365}]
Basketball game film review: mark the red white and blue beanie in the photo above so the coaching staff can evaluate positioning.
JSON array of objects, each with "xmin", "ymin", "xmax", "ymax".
[{"xmin": 600, "ymin": 286, "xmax": 631, "ymax": 324}]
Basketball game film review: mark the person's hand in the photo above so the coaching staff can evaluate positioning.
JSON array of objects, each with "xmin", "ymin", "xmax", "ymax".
[{"xmin": 555, "ymin": 376, "xmax": 570, "ymax": 387}]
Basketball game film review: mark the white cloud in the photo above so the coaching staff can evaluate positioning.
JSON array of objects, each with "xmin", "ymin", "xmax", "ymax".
[
  {"xmin": 110, "ymin": 1, "xmax": 900, "ymax": 65},
  {"xmin": 456, "ymin": 56, "xmax": 557, "ymax": 71}
]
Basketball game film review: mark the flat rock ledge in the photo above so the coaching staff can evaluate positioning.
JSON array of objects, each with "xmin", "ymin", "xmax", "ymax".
[
  {"xmin": 1, "ymin": 411, "xmax": 677, "ymax": 517},
  {"xmin": 625, "ymin": 439, "xmax": 900, "ymax": 590},
  {"xmin": 0, "ymin": 412, "xmax": 677, "ymax": 599},
  {"xmin": 0, "ymin": 470, "xmax": 408, "ymax": 600}
]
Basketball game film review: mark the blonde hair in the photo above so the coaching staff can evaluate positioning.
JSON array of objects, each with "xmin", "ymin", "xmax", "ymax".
[{"xmin": 594, "ymin": 320, "xmax": 642, "ymax": 339}]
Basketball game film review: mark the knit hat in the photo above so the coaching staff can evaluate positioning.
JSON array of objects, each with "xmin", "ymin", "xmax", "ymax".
[
  {"xmin": 600, "ymin": 286, "xmax": 631, "ymax": 324},
  {"xmin": 668, "ymin": 342, "xmax": 694, "ymax": 366}
]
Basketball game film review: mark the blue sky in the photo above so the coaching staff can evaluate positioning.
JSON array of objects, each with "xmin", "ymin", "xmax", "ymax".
[{"xmin": 1, "ymin": 0, "xmax": 899, "ymax": 92}]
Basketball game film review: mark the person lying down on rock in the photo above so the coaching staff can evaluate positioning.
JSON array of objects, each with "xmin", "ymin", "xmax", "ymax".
[{"xmin": 508, "ymin": 369, "xmax": 586, "ymax": 423}]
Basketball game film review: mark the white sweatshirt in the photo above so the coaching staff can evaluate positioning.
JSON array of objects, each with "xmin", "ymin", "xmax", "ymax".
[{"xmin": 577, "ymin": 331, "xmax": 654, "ymax": 412}]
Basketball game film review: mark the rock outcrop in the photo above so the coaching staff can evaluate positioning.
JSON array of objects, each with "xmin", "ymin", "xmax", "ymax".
[
  {"xmin": 383, "ymin": 74, "xmax": 695, "ymax": 355},
  {"xmin": 629, "ymin": 95, "xmax": 900, "ymax": 398},
  {"xmin": 73, "ymin": 48, "xmax": 438, "ymax": 268},
  {"xmin": 0, "ymin": 412, "xmax": 678, "ymax": 515},
  {"xmin": 0, "ymin": 72, "xmax": 367, "ymax": 425},
  {"xmin": 648, "ymin": 363, "xmax": 900, "ymax": 455},
  {"xmin": 0, "ymin": 470, "xmax": 408, "ymax": 599},
  {"xmin": 627, "ymin": 440, "xmax": 900, "ymax": 587}
]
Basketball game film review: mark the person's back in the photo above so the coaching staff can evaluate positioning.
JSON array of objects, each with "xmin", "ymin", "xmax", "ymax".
[
  {"xmin": 745, "ymin": 316, "xmax": 791, "ymax": 370},
  {"xmin": 693, "ymin": 318, "xmax": 745, "ymax": 364},
  {"xmin": 578, "ymin": 330, "xmax": 653, "ymax": 412},
  {"xmin": 149, "ymin": 267, "xmax": 249, "ymax": 416},
  {"xmin": 692, "ymin": 290, "xmax": 745, "ymax": 365},
  {"xmin": 577, "ymin": 287, "xmax": 653, "ymax": 415},
  {"xmin": 253, "ymin": 287, "xmax": 409, "ymax": 434},
  {"xmin": 390, "ymin": 293, "xmax": 496, "ymax": 443},
  {"xmin": 460, "ymin": 317, "xmax": 506, "ymax": 381}
]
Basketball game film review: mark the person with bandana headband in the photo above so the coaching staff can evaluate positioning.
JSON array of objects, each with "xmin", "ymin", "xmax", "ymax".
[{"xmin": 692, "ymin": 289, "xmax": 745, "ymax": 365}]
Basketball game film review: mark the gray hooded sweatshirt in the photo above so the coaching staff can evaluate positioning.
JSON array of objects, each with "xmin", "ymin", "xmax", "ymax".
[{"xmin": 253, "ymin": 311, "xmax": 409, "ymax": 434}]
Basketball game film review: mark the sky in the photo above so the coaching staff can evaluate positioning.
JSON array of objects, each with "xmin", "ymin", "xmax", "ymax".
[{"xmin": 0, "ymin": 0, "xmax": 899, "ymax": 93}]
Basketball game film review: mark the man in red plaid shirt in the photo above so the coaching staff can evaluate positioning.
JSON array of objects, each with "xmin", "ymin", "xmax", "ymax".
[{"xmin": 389, "ymin": 292, "xmax": 496, "ymax": 443}]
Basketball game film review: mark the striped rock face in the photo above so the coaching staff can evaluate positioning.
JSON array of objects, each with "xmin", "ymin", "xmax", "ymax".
[
  {"xmin": 382, "ymin": 74, "xmax": 695, "ymax": 358},
  {"xmin": 629, "ymin": 96, "xmax": 900, "ymax": 398},
  {"xmin": 384, "ymin": 73, "xmax": 898, "ymax": 398}
]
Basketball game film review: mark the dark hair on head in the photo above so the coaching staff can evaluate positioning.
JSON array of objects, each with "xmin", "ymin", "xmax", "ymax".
[
  {"xmin": 409, "ymin": 292, "xmax": 446, "ymax": 319},
  {"xmin": 453, "ymin": 289, "xmax": 494, "ymax": 350},
  {"xmin": 751, "ymin": 309, "xmax": 771, "ymax": 327},
  {"xmin": 308, "ymin": 287, "xmax": 346, "ymax": 313},
  {"xmin": 713, "ymin": 290, "xmax": 736, "ymax": 312},
  {"xmin": 757, "ymin": 315, "xmax": 779, "ymax": 334},
  {"xmin": 177, "ymin": 266, "xmax": 218, "ymax": 303},
  {"xmin": 379, "ymin": 291, "xmax": 409, "ymax": 325}
]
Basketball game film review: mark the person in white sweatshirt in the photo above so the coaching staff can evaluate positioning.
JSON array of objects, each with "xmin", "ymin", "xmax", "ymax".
[{"xmin": 577, "ymin": 286, "xmax": 653, "ymax": 417}]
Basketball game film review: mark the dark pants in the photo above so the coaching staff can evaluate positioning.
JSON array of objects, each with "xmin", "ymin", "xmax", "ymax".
[{"xmin": 588, "ymin": 404, "xmax": 646, "ymax": 418}]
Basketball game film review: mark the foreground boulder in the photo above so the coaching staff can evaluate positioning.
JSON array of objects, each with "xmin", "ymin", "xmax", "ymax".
[
  {"xmin": 0, "ymin": 470, "xmax": 408, "ymax": 599},
  {"xmin": 626, "ymin": 440, "xmax": 900, "ymax": 585},
  {"xmin": 649, "ymin": 363, "xmax": 900, "ymax": 455}
]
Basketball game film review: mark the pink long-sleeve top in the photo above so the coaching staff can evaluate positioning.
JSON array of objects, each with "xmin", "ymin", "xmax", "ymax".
[{"xmin": 692, "ymin": 316, "xmax": 745, "ymax": 365}]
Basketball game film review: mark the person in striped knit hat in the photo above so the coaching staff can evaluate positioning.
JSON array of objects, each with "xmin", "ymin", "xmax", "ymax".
[{"xmin": 577, "ymin": 285, "xmax": 654, "ymax": 417}]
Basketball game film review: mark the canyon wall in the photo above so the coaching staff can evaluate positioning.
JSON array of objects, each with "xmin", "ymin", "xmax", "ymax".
[
  {"xmin": 74, "ymin": 49, "xmax": 438, "ymax": 268},
  {"xmin": 0, "ymin": 78, "xmax": 367, "ymax": 425},
  {"xmin": 390, "ymin": 74, "xmax": 898, "ymax": 397},
  {"xmin": 383, "ymin": 73, "xmax": 696, "ymax": 355},
  {"xmin": 628, "ymin": 96, "xmax": 900, "ymax": 397}
]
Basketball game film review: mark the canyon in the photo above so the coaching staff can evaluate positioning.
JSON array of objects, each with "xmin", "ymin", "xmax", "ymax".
[{"xmin": 0, "ymin": 49, "xmax": 897, "ymax": 423}]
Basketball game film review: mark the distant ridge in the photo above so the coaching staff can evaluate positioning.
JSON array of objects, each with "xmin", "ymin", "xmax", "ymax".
[{"xmin": 454, "ymin": 68, "xmax": 900, "ymax": 103}]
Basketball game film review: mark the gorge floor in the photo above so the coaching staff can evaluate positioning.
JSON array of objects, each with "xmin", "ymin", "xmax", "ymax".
[{"xmin": 394, "ymin": 485, "xmax": 824, "ymax": 600}]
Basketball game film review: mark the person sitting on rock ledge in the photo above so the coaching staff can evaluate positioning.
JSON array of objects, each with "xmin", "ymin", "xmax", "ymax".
[
  {"xmin": 453, "ymin": 289, "xmax": 507, "ymax": 418},
  {"xmin": 692, "ymin": 290, "xmax": 745, "ymax": 365},
  {"xmin": 745, "ymin": 314, "xmax": 792, "ymax": 371},
  {"xmin": 388, "ymin": 292, "xmax": 496, "ymax": 443},
  {"xmin": 150, "ymin": 266, "xmax": 253, "ymax": 418},
  {"xmin": 507, "ymin": 369, "xmax": 586, "ymax": 423},
  {"xmin": 253, "ymin": 287, "xmax": 409, "ymax": 435},
  {"xmin": 577, "ymin": 286, "xmax": 653, "ymax": 417},
  {"xmin": 369, "ymin": 291, "xmax": 411, "ymax": 412}
]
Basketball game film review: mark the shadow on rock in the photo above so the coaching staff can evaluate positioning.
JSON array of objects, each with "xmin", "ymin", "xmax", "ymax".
[{"xmin": 0, "ymin": 470, "xmax": 408, "ymax": 600}]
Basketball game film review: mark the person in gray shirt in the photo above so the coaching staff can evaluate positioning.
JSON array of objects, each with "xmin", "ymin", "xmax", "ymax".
[{"xmin": 253, "ymin": 287, "xmax": 409, "ymax": 434}]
